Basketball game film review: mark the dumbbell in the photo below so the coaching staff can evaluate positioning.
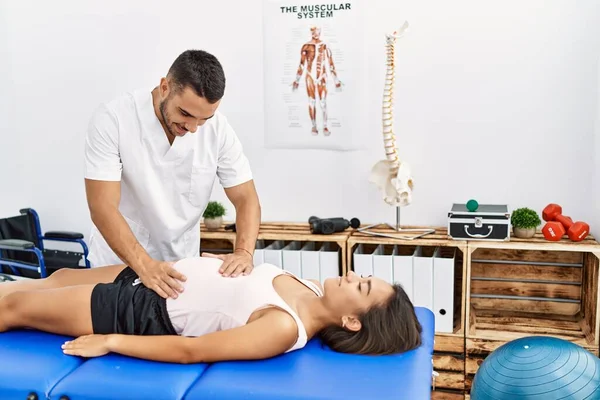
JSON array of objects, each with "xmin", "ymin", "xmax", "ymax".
[
  {"xmin": 541, "ymin": 203, "xmax": 589, "ymax": 242},
  {"xmin": 541, "ymin": 204, "xmax": 571, "ymax": 241}
]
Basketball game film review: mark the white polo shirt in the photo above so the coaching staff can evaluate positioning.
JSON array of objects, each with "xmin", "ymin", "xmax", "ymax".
[{"xmin": 84, "ymin": 88, "xmax": 252, "ymax": 267}]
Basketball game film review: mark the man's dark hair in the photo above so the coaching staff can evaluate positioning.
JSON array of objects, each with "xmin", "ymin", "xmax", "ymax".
[
  {"xmin": 320, "ymin": 283, "xmax": 423, "ymax": 355},
  {"xmin": 167, "ymin": 50, "xmax": 226, "ymax": 104}
]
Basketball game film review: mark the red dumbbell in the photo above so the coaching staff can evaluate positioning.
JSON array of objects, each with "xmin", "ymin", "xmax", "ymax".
[
  {"xmin": 542, "ymin": 221, "xmax": 565, "ymax": 241},
  {"xmin": 569, "ymin": 221, "xmax": 590, "ymax": 241},
  {"xmin": 542, "ymin": 203, "xmax": 590, "ymax": 242}
]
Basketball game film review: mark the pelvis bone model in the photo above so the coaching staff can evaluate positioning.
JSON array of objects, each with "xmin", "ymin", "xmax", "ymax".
[{"xmin": 369, "ymin": 21, "xmax": 413, "ymax": 207}]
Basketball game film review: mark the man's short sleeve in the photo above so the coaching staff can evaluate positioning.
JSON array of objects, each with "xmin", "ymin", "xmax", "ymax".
[
  {"xmin": 84, "ymin": 104, "xmax": 123, "ymax": 181},
  {"xmin": 217, "ymin": 118, "xmax": 253, "ymax": 188}
]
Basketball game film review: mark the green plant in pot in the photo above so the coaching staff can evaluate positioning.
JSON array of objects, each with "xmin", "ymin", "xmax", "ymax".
[
  {"xmin": 510, "ymin": 207, "xmax": 541, "ymax": 239},
  {"xmin": 203, "ymin": 201, "xmax": 226, "ymax": 231}
]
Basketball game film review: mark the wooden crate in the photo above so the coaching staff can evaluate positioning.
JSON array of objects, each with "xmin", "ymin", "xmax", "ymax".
[
  {"xmin": 464, "ymin": 231, "xmax": 600, "ymax": 393},
  {"xmin": 431, "ymin": 390, "xmax": 467, "ymax": 400},
  {"xmin": 348, "ymin": 226, "xmax": 468, "ymax": 397},
  {"xmin": 200, "ymin": 221, "xmax": 350, "ymax": 275},
  {"xmin": 198, "ymin": 224, "xmax": 236, "ymax": 254}
]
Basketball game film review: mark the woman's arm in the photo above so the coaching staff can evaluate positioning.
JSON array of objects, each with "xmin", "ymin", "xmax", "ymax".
[
  {"xmin": 107, "ymin": 335, "xmax": 197, "ymax": 363},
  {"xmin": 62, "ymin": 309, "xmax": 299, "ymax": 364}
]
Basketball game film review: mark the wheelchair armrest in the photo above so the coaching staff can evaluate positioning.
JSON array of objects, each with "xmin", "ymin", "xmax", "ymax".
[
  {"xmin": 0, "ymin": 239, "xmax": 35, "ymax": 250},
  {"xmin": 44, "ymin": 231, "xmax": 84, "ymax": 240},
  {"xmin": 0, "ymin": 273, "xmax": 16, "ymax": 282}
]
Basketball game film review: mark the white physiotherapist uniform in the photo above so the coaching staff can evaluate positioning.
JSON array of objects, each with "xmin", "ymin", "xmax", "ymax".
[{"xmin": 83, "ymin": 88, "xmax": 253, "ymax": 267}]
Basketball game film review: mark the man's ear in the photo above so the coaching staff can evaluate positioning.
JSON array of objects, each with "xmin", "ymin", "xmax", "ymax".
[
  {"xmin": 159, "ymin": 77, "xmax": 170, "ymax": 98},
  {"xmin": 342, "ymin": 316, "xmax": 362, "ymax": 332}
]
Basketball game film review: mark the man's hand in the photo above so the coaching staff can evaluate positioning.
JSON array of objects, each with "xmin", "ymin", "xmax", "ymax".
[
  {"xmin": 137, "ymin": 259, "xmax": 187, "ymax": 299},
  {"xmin": 62, "ymin": 334, "xmax": 111, "ymax": 358},
  {"xmin": 203, "ymin": 250, "xmax": 254, "ymax": 277}
]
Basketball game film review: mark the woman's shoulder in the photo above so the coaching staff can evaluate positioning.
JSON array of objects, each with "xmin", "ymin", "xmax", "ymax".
[
  {"xmin": 307, "ymin": 279, "xmax": 324, "ymax": 293},
  {"xmin": 253, "ymin": 307, "xmax": 300, "ymax": 346}
]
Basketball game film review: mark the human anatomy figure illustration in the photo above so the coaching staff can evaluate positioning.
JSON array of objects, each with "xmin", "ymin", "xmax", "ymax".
[{"xmin": 292, "ymin": 25, "xmax": 342, "ymax": 136}]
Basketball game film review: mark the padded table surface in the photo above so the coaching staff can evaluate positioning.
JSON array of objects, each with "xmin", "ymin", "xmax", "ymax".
[
  {"xmin": 0, "ymin": 330, "xmax": 85, "ymax": 400},
  {"xmin": 184, "ymin": 307, "xmax": 435, "ymax": 400},
  {"xmin": 48, "ymin": 354, "xmax": 209, "ymax": 400},
  {"xmin": 0, "ymin": 307, "xmax": 434, "ymax": 400}
]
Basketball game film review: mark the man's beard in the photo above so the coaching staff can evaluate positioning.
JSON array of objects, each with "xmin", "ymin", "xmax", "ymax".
[{"xmin": 159, "ymin": 99, "xmax": 177, "ymax": 138}]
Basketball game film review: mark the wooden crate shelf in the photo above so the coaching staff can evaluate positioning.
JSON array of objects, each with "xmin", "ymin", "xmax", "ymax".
[
  {"xmin": 200, "ymin": 221, "xmax": 350, "ymax": 276},
  {"xmin": 431, "ymin": 389, "xmax": 467, "ymax": 400},
  {"xmin": 348, "ymin": 226, "xmax": 468, "ymax": 396},
  {"xmin": 464, "ymin": 232, "xmax": 600, "ymax": 393}
]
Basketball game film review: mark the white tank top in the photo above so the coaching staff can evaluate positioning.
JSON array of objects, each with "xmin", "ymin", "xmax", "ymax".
[{"xmin": 165, "ymin": 257, "xmax": 324, "ymax": 352}]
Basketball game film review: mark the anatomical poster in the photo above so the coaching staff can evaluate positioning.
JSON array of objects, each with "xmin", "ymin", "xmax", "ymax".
[{"xmin": 263, "ymin": 0, "xmax": 367, "ymax": 151}]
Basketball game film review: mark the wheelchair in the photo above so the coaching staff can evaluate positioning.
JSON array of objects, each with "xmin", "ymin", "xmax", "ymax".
[{"xmin": 0, "ymin": 208, "xmax": 90, "ymax": 279}]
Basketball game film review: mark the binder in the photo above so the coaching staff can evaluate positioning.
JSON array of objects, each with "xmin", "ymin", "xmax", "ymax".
[
  {"xmin": 412, "ymin": 246, "xmax": 434, "ymax": 311},
  {"xmin": 300, "ymin": 242, "xmax": 321, "ymax": 281},
  {"xmin": 253, "ymin": 239, "xmax": 266, "ymax": 266},
  {"xmin": 353, "ymin": 244, "xmax": 374, "ymax": 278},
  {"xmin": 393, "ymin": 245, "xmax": 416, "ymax": 302},
  {"xmin": 282, "ymin": 241, "xmax": 303, "ymax": 277},
  {"xmin": 373, "ymin": 244, "xmax": 394, "ymax": 284},
  {"xmin": 433, "ymin": 247, "xmax": 456, "ymax": 333},
  {"xmin": 319, "ymin": 242, "xmax": 340, "ymax": 283},
  {"xmin": 264, "ymin": 240, "xmax": 285, "ymax": 267}
]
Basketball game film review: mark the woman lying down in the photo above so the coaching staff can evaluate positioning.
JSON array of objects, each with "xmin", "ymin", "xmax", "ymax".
[{"xmin": 0, "ymin": 257, "xmax": 422, "ymax": 363}]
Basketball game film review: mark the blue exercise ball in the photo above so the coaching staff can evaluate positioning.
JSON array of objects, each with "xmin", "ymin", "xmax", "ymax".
[{"xmin": 471, "ymin": 336, "xmax": 600, "ymax": 399}]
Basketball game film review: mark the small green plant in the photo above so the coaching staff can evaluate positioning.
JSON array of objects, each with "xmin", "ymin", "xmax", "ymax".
[
  {"xmin": 203, "ymin": 201, "xmax": 226, "ymax": 219},
  {"xmin": 510, "ymin": 207, "xmax": 541, "ymax": 229}
]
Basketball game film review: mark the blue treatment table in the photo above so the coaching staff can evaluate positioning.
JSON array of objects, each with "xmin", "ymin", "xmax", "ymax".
[{"xmin": 0, "ymin": 307, "xmax": 434, "ymax": 400}]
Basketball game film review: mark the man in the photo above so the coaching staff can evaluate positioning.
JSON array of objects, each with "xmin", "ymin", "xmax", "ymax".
[
  {"xmin": 84, "ymin": 49, "xmax": 261, "ymax": 300},
  {"xmin": 292, "ymin": 25, "xmax": 342, "ymax": 136}
]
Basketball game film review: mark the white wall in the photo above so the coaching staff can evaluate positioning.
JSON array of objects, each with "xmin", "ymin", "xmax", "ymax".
[
  {"xmin": 1, "ymin": 0, "xmax": 599, "ymax": 242},
  {"xmin": 593, "ymin": 55, "xmax": 600, "ymax": 239}
]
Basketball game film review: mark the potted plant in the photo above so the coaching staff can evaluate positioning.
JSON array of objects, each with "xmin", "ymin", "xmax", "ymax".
[
  {"xmin": 510, "ymin": 207, "xmax": 541, "ymax": 238},
  {"xmin": 203, "ymin": 201, "xmax": 226, "ymax": 231}
]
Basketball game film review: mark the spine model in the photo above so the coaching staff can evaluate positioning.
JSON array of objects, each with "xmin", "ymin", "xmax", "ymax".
[
  {"xmin": 369, "ymin": 21, "xmax": 414, "ymax": 207},
  {"xmin": 383, "ymin": 27, "xmax": 400, "ymax": 173}
]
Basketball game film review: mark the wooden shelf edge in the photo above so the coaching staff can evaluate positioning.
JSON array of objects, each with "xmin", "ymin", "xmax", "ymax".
[
  {"xmin": 200, "ymin": 232, "xmax": 351, "ymax": 242},
  {"xmin": 257, "ymin": 232, "xmax": 350, "ymax": 241},
  {"xmin": 435, "ymin": 331, "xmax": 464, "ymax": 337},
  {"xmin": 348, "ymin": 237, "xmax": 469, "ymax": 249},
  {"xmin": 468, "ymin": 239, "xmax": 600, "ymax": 252},
  {"xmin": 466, "ymin": 334, "xmax": 597, "ymax": 351}
]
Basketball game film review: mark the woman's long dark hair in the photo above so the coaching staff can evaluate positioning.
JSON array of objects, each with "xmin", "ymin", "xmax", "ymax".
[{"xmin": 319, "ymin": 283, "xmax": 422, "ymax": 355}]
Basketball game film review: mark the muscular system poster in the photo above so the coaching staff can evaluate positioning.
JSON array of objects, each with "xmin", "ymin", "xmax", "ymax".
[{"xmin": 263, "ymin": 0, "xmax": 367, "ymax": 151}]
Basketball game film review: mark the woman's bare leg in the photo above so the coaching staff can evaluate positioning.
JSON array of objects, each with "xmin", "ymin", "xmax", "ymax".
[
  {"xmin": 0, "ymin": 284, "xmax": 96, "ymax": 336},
  {"xmin": 0, "ymin": 264, "xmax": 126, "ymax": 299}
]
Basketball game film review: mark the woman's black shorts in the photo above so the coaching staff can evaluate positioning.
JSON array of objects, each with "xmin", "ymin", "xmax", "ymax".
[{"xmin": 90, "ymin": 266, "xmax": 177, "ymax": 336}]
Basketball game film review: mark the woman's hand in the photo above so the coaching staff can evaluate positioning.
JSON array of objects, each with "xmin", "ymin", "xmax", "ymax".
[{"xmin": 61, "ymin": 334, "xmax": 111, "ymax": 358}]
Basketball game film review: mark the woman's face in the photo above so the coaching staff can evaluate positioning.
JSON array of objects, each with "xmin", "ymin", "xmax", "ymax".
[{"xmin": 322, "ymin": 271, "xmax": 394, "ymax": 327}]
